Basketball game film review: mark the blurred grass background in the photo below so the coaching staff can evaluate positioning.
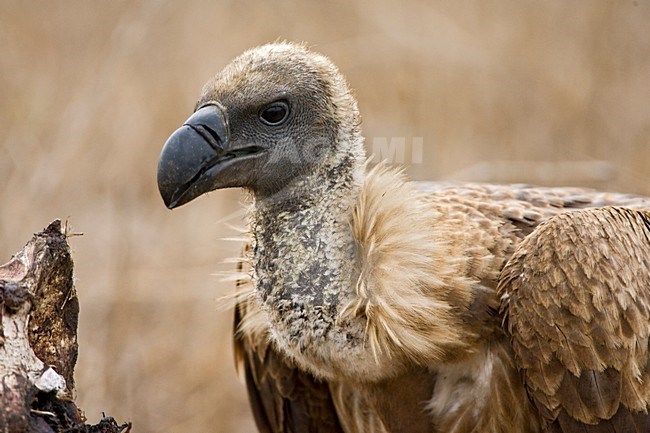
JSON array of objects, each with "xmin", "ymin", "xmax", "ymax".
[{"xmin": 1, "ymin": 1, "xmax": 649, "ymax": 432}]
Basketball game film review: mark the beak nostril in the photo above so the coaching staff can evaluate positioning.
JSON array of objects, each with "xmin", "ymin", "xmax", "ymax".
[
  {"xmin": 201, "ymin": 125, "xmax": 225, "ymax": 149},
  {"xmin": 186, "ymin": 124, "xmax": 225, "ymax": 154},
  {"xmin": 182, "ymin": 104, "xmax": 230, "ymax": 154}
]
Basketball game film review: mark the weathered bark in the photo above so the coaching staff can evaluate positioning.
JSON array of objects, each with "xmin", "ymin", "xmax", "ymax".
[{"xmin": 0, "ymin": 220, "xmax": 130, "ymax": 433}]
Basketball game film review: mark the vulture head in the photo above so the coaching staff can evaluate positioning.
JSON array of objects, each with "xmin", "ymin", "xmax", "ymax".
[{"xmin": 158, "ymin": 42, "xmax": 364, "ymax": 208}]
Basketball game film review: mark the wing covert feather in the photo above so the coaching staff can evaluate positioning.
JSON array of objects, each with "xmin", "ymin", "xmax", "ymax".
[{"xmin": 500, "ymin": 207, "xmax": 650, "ymax": 432}]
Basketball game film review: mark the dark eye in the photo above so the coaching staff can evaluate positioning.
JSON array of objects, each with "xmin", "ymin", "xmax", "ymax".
[{"xmin": 259, "ymin": 100, "xmax": 289, "ymax": 125}]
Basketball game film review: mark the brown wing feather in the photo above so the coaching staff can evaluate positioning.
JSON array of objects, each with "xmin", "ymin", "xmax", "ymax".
[
  {"xmin": 499, "ymin": 207, "xmax": 650, "ymax": 432},
  {"xmin": 233, "ymin": 245, "xmax": 345, "ymax": 433}
]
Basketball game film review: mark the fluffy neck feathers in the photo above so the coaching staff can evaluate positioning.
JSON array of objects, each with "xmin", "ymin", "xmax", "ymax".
[
  {"xmin": 243, "ymin": 162, "xmax": 494, "ymax": 380},
  {"xmin": 251, "ymin": 151, "xmax": 361, "ymax": 307},
  {"xmin": 343, "ymin": 165, "xmax": 482, "ymax": 365}
]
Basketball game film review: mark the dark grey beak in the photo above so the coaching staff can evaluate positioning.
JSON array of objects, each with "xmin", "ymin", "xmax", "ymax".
[{"xmin": 157, "ymin": 104, "xmax": 230, "ymax": 209}]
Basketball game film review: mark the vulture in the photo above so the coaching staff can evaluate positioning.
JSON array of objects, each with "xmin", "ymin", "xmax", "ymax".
[{"xmin": 157, "ymin": 42, "xmax": 650, "ymax": 433}]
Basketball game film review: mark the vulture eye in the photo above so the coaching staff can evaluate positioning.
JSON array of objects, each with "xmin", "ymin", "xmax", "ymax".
[{"xmin": 259, "ymin": 101, "xmax": 289, "ymax": 125}]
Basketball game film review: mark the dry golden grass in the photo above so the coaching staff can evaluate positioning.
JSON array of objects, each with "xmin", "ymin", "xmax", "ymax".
[{"xmin": 1, "ymin": 1, "xmax": 649, "ymax": 432}]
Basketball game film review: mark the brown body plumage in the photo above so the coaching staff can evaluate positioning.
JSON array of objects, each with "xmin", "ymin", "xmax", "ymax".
[{"xmin": 157, "ymin": 42, "xmax": 650, "ymax": 432}]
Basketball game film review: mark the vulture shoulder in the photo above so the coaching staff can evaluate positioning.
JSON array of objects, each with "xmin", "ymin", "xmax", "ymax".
[
  {"xmin": 233, "ymin": 304, "xmax": 345, "ymax": 433},
  {"xmin": 233, "ymin": 243, "xmax": 345, "ymax": 433},
  {"xmin": 500, "ymin": 206, "xmax": 650, "ymax": 432}
]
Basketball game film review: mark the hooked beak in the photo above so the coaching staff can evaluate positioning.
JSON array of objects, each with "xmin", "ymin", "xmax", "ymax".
[{"xmin": 157, "ymin": 104, "xmax": 265, "ymax": 209}]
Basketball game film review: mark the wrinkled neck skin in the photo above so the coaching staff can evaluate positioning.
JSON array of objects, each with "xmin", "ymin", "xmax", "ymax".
[{"xmin": 249, "ymin": 138, "xmax": 370, "ymax": 379}]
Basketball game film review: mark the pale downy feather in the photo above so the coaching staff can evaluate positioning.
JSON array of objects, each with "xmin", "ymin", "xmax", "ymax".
[{"xmin": 341, "ymin": 163, "xmax": 480, "ymax": 364}]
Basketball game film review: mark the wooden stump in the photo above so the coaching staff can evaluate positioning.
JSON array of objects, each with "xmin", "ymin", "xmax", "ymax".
[{"xmin": 0, "ymin": 220, "xmax": 130, "ymax": 433}]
